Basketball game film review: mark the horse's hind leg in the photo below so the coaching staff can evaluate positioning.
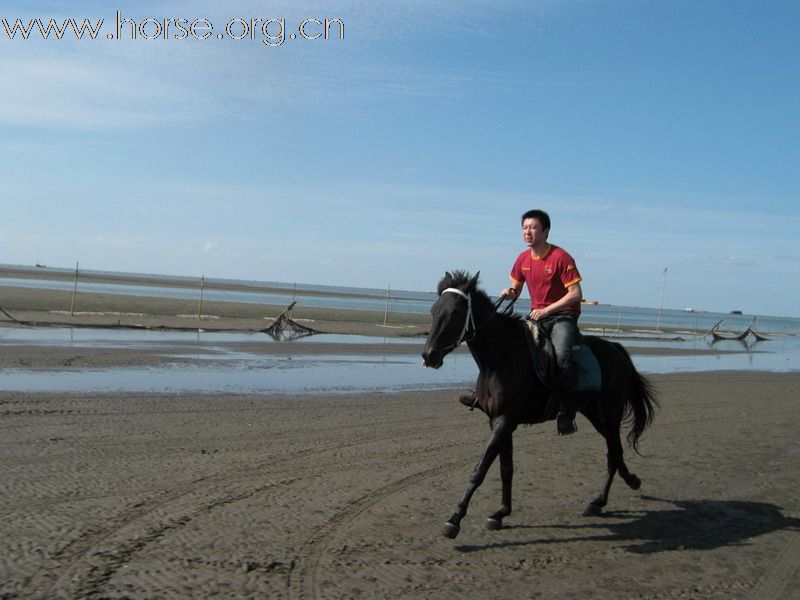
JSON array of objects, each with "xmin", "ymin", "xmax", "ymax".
[
  {"xmin": 584, "ymin": 419, "xmax": 641, "ymax": 516},
  {"xmin": 584, "ymin": 450, "xmax": 617, "ymax": 516},
  {"xmin": 616, "ymin": 445, "xmax": 641, "ymax": 490},
  {"xmin": 583, "ymin": 411, "xmax": 622, "ymax": 516}
]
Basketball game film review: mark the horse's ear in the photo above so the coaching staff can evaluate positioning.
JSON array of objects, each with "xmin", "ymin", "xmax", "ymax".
[
  {"xmin": 467, "ymin": 271, "xmax": 480, "ymax": 291},
  {"xmin": 439, "ymin": 271, "xmax": 453, "ymax": 295}
]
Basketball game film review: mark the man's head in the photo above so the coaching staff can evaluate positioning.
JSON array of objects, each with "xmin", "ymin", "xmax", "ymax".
[
  {"xmin": 521, "ymin": 209, "xmax": 550, "ymax": 230},
  {"xmin": 520, "ymin": 209, "xmax": 550, "ymax": 249}
]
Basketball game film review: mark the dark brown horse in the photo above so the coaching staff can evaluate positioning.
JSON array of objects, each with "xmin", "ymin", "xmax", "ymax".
[{"xmin": 421, "ymin": 271, "xmax": 657, "ymax": 539}]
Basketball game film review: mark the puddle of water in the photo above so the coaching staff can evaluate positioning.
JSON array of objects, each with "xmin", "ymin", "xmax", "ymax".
[
  {"xmin": 2, "ymin": 328, "xmax": 799, "ymax": 395},
  {"xmin": 0, "ymin": 327, "xmax": 420, "ymax": 347},
  {"xmin": 0, "ymin": 353, "xmax": 476, "ymax": 395},
  {"xmin": 3, "ymin": 348, "xmax": 799, "ymax": 396},
  {"xmin": 634, "ymin": 351, "xmax": 800, "ymax": 374}
]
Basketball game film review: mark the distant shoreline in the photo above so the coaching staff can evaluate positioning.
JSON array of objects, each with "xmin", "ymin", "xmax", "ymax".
[
  {"xmin": 0, "ymin": 263, "xmax": 429, "ymax": 301},
  {"xmin": 2, "ymin": 264, "xmax": 797, "ymax": 336},
  {"xmin": 0, "ymin": 283, "xmax": 430, "ymax": 337}
]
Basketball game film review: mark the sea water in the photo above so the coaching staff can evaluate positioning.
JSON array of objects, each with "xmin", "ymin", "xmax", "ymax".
[
  {"xmin": 1, "ymin": 328, "xmax": 799, "ymax": 395},
  {"xmin": 1, "ymin": 272, "xmax": 799, "ymax": 334}
]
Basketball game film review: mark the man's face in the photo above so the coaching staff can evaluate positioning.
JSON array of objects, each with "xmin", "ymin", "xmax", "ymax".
[{"xmin": 522, "ymin": 217, "xmax": 549, "ymax": 248}]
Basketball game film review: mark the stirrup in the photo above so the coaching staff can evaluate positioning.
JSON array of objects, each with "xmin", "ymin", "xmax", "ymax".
[{"xmin": 459, "ymin": 392, "xmax": 478, "ymax": 411}]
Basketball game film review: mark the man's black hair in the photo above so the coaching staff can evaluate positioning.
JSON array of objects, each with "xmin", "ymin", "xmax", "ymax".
[{"xmin": 521, "ymin": 209, "xmax": 551, "ymax": 230}]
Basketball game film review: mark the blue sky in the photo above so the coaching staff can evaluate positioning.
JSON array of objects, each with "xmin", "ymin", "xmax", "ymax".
[{"xmin": 1, "ymin": 1, "xmax": 798, "ymax": 316}]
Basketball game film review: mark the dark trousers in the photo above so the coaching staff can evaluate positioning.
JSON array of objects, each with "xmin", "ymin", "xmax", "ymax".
[{"xmin": 538, "ymin": 313, "xmax": 579, "ymax": 414}]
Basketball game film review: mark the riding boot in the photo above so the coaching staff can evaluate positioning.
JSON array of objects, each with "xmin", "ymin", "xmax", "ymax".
[{"xmin": 555, "ymin": 376, "xmax": 577, "ymax": 435}]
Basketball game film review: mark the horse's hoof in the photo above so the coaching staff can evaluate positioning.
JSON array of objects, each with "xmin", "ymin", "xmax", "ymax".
[
  {"xmin": 626, "ymin": 475, "xmax": 642, "ymax": 490},
  {"xmin": 442, "ymin": 521, "xmax": 461, "ymax": 539},
  {"xmin": 583, "ymin": 503, "xmax": 603, "ymax": 517},
  {"xmin": 485, "ymin": 517, "xmax": 503, "ymax": 531}
]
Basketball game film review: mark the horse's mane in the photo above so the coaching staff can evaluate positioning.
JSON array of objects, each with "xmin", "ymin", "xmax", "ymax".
[{"xmin": 436, "ymin": 270, "xmax": 524, "ymax": 325}]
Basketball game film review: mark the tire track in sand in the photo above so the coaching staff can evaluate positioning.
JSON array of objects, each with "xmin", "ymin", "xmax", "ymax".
[
  {"xmin": 287, "ymin": 457, "xmax": 470, "ymax": 600},
  {"xmin": 52, "ymin": 475, "xmax": 305, "ymax": 599},
  {"xmin": 36, "ymin": 432, "xmax": 393, "ymax": 599},
  {"xmin": 40, "ymin": 424, "xmax": 476, "ymax": 599},
  {"xmin": 749, "ymin": 529, "xmax": 800, "ymax": 600}
]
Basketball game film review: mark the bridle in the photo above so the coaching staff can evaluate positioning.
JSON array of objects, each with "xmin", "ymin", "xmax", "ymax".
[
  {"xmin": 439, "ymin": 287, "xmax": 476, "ymax": 351},
  {"xmin": 439, "ymin": 286, "xmax": 518, "ymax": 349}
]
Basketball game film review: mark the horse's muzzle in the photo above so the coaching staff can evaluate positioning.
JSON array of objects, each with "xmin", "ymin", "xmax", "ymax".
[{"xmin": 421, "ymin": 348, "xmax": 444, "ymax": 369}]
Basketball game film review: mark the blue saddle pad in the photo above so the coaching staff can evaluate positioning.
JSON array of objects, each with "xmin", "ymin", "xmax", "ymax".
[
  {"xmin": 573, "ymin": 343, "xmax": 602, "ymax": 391},
  {"xmin": 522, "ymin": 320, "xmax": 602, "ymax": 391}
]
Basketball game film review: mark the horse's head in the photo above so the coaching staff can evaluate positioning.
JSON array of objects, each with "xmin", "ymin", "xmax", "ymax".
[{"xmin": 421, "ymin": 271, "xmax": 480, "ymax": 369}]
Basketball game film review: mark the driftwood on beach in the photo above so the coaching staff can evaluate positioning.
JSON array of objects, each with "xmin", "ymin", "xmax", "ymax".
[
  {"xmin": 707, "ymin": 317, "xmax": 770, "ymax": 343},
  {"xmin": 0, "ymin": 304, "xmax": 25, "ymax": 325},
  {"xmin": 0, "ymin": 300, "xmax": 320, "ymax": 338},
  {"xmin": 261, "ymin": 301, "xmax": 319, "ymax": 341}
]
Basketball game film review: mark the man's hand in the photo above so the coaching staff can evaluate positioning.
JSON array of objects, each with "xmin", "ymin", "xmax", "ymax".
[
  {"xmin": 530, "ymin": 308, "xmax": 548, "ymax": 320},
  {"xmin": 500, "ymin": 287, "xmax": 519, "ymax": 299}
]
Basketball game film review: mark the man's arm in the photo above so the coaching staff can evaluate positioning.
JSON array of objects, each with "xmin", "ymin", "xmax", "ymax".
[
  {"xmin": 530, "ymin": 282, "xmax": 582, "ymax": 320},
  {"xmin": 500, "ymin": 278, "xmax": 524, "ymax": 299}
]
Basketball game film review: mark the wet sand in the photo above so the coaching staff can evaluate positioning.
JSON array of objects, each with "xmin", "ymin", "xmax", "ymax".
[
  {"xmin": 1, "ymin": 371, "xmax": 799, "ymax": 599},
  {"xmin": 2, "ymin": 281, "xmax": 799, "ymax": 598},
  {"xmin": 0, "ymin": 332, "xmax": 739, "ymax": 372},
  {"xmin": 0, "ymin": 276, "xmax": 740, "ymax": 373},
  {"xmin": 0, "ymin": 274, "xmax": 430, "ymax": 337}
]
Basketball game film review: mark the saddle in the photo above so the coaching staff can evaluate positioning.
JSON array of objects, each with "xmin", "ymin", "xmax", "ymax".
[{"xmin": 522, "ymin": 320, "xmax": 602, "ymax": 392}]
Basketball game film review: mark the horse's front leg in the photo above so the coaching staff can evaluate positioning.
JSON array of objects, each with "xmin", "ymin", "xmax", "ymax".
[
  {"xmin": 442, "ymin": 416, "xmax": 511, "ymax": 539},
  {"xmin": 486, "ymin": 435, "xmax": 513, "ymax": 530}
]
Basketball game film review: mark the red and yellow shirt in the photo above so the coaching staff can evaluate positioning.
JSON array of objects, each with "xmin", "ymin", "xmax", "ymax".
[{"xmin": 510, "ymin": 244, "xmax": 582, "ymax": 314}]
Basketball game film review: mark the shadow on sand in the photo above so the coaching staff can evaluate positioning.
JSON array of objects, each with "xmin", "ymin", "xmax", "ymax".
[{"xmin": 456, "ymin": 495, "xmax": 800, "ymax": 554}]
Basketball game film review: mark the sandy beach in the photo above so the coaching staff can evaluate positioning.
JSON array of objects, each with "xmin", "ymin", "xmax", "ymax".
[
  {"xmin": 2, "ymin": 279, "xmax": 799, "ymax": 599},
  {"xmin": 0, "ymin": 266, "xmax": 431, "ymax": 337},
  {"xmin": 2, "ymin": 368, "xmax": 799, "ymax": 599}
]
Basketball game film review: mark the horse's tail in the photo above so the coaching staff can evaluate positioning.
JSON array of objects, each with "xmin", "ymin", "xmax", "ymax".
[{"xmin": 617, "ymin": 344, "xmax": 658, "ymax": 453}]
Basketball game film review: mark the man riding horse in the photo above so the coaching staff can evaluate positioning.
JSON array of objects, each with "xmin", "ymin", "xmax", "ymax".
[{"xmin": 500, "ymin": 209, "xmax": 582, "ymax": 435}]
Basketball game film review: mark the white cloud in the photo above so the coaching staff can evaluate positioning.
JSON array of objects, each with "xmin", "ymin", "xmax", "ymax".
[
  {"xmin": 80, "ymin": 235, "xmax": 140, "ymax": 247},
  {"xmin": 0, "ymin": 0, "xmax": 571, "ymax": 130},
  {"xmin": 0, "ymin": 54, "xmax": 204, "ymax": 128}
]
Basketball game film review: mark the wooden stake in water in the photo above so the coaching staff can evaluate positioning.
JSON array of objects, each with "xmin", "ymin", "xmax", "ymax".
[
  {"xmin": 655, "ymin": 267, "xmax": 668, "ymax": 332},
  {"xmin": 70, "ymin": 262, "xmax": 79, "ymax": 316},
  {"xmin": 383, "ymin": 284, "xmax": 391, "ymax": 326},
  {"xmin": 198, "ymin": 275, "xmax": 205, "ymax": 320}
]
